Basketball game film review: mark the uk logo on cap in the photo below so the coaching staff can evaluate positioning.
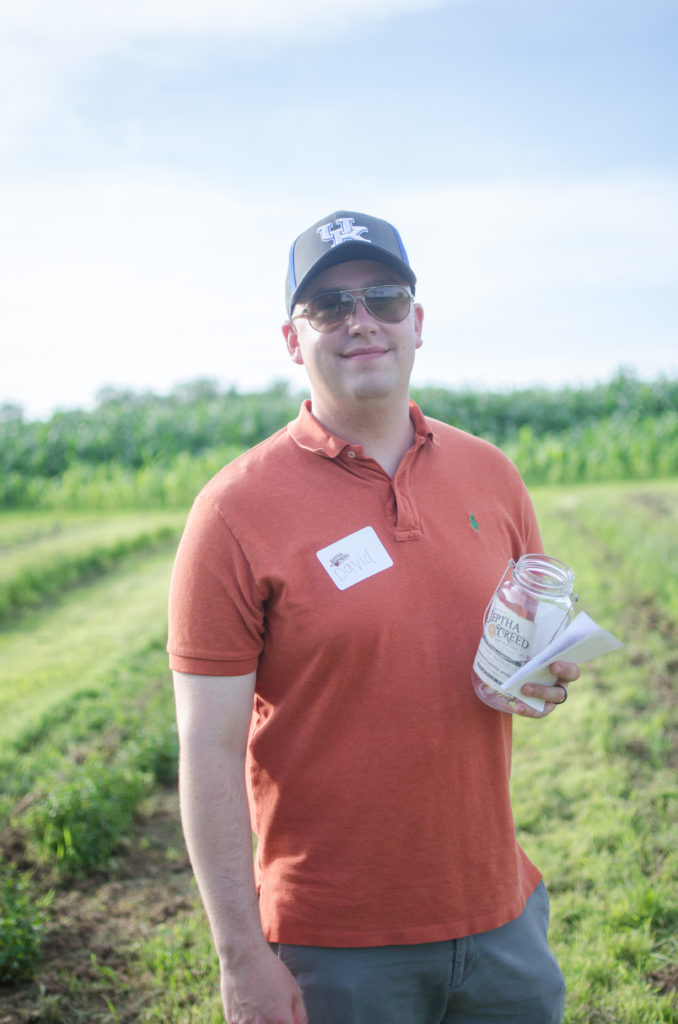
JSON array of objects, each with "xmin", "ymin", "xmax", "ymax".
[
  {"xmin": 286, "ymin": 209, "xmax": 416, "ymax": 315},
  {"xmin": 317, "ymin": 218, "xmax": 373, "ymax": 248}
]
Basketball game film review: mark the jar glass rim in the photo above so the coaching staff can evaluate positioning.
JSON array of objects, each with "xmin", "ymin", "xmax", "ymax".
[{"xmin": 513, "ymin": 554, "xmax": 575, "ymax": 598}]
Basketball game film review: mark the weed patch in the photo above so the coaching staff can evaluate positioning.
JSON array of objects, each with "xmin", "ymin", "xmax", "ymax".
[
  {"xmin": 0, "ymin": 791, "xmax": 195, "ymax": 1022},
  {"xmin": 0, "ymin": 860, "xmax": 51, "ymax": 984},
  {"xmin": 23, "ymin": 754, "xmax": 151, "ymax": 879}
]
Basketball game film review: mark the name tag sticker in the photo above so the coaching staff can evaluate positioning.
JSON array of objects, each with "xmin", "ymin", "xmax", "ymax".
[{"xmin": 317, "ymin": 526, "xmax": 393, "ymax": 591}]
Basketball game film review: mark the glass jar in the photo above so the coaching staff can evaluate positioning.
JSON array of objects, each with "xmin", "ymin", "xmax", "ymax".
[{"xmin": 472, "ymin": 554, "xmax": 577, "ymax": 714}]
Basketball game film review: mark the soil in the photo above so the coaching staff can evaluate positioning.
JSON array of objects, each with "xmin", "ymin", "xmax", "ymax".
[{"xmin": 0, "ymin": 788, "xmax": 196, "ymax": 1024}]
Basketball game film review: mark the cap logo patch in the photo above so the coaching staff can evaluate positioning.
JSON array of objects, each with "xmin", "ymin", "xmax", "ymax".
[{"xmin": 317, "ymin": 217, "xmax": 372, "ymax": 248}]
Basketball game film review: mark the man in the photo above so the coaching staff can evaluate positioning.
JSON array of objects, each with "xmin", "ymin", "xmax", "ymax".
[{"xmin": 168, "ymin": 210, "xmax": 580, "ymax": 1024}]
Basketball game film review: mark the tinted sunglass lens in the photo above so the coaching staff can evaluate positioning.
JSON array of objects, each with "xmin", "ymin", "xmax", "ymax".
[
  {"xmin": 307, "ymin": 291, "xmax": 353, "ymax": 330},
  {"xmin": 364, "ymin": 286, "xmax": 411, "ymax": 323}
]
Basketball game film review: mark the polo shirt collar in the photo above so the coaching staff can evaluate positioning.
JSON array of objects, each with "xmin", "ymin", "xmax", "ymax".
[{"xmin": 288, "ymin": 399, "xmax": 438, "ymax": 458}]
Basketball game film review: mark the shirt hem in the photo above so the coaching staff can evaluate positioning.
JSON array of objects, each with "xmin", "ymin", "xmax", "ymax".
[
  {"xmin": 168, "ymin": 651, "xmax": 259, "ymax": 675},
  {"xmin": 263, "ymin": 875, "xmax": 542, "ymax": 947}
]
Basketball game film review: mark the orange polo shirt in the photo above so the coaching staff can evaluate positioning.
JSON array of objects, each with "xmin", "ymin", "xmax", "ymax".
[{"xmin": 168, "ymin": 400, "xmax": 543, "ymax": 946}]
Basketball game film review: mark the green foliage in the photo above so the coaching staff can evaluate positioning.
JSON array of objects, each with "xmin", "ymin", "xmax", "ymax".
[
  {"xmin": 2, "ymin": 370, "xmax": 678, "ymax": 509},
  {"xmin": 131, "ymin": 720, "xmax": 180, "ymax": 788},
  {"xmin": 0, "ymin": 861, "xmax": 51, "ymax": 983},
  {"xmin": 23, "ymin": 752, "xmax": 151, "ymax": 878},
  {"xmin": 0, "ymin": 640, "xmax": 178, "ymax": 818},
  {"xmin": 0, "ymin": 520, "xmax": 180, "ymax": 624},
  {"xmin": 136, "ymin": 917, "xmax": 223, "ymax": 1023},
  {"xmin": 0, "ymin": 379, "xmax": 301, "ymax": 480},
  {"xmin": 412, "ymin": 368, "xmax": 678, "ymax": 443},
  {"xmin": 0, "ymin": 448, "xmax": 243, "ymax": 510},
  {"xmin": 503, "ymin": 411, "xmax": 678, "ymax": 485},
  {"xmin": 0, "ymin": 629, "xmax": 179, "ymax": 994}
]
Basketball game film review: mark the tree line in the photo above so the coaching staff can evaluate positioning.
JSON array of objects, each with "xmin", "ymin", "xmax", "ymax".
[{"xmin": 1, "ymin": 369, "xmax": 676, "ymax": 507}]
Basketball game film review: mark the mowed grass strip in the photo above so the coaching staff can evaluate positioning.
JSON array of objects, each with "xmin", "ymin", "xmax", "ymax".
[
  {"xmin": 512, "ymin": 480, "xmax": 678, "ymax": 1023},
  {"xmin": 0, "ymin": 543, "xmax": 178, "ymax": 744},
  {"xmin": 0, "ymin": 509, "xmax": 185, "ymax": 558},
  {"xmin": 533, "ymin": 478, "xmax": 678, "ymax": 616},
  {"xmin": 0, "ymin": 509, "xmax": 186, "ymax": 624}
]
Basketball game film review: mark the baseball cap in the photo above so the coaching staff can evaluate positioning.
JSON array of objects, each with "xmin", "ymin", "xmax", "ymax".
[{"xmin": 285, "ymin": 210, "xmax": 416, "ymax": 315}]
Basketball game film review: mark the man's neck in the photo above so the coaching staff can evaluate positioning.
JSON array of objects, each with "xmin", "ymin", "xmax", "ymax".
[{"xmin": 310, "ymin": 396, "xmax": 414, "ymax": 478}]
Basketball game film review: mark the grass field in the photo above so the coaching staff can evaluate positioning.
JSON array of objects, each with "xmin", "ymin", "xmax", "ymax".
[
  {"xmin": 0, "ymin": 482, "xmax": 676, "ymax": 1023},
  {"xmin": 519, "ymin": 480, "xmax": 678, "ymax": 1023},
  {"xmin": 0, "ymin": 546, "xmax": 178, "ymax": 743},
  {"xmin": 0, "ymin": 509, "xmax": 185, "ymax": 626}
]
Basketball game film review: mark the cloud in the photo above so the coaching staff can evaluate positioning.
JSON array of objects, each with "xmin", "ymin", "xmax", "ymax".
[
  {"xmin": 2, "ymin": 169, "xmax": 676, "ymax": 415},
  {"xmin": 404, "ymin": 174, "xmax": 678, "ymax": 306},
  {"xmin": 1, "ymin": 0, "xmax": 451, "ymax": 39},
  {"xmin": 0, "ymin": 174, "xmax": 312, "ymax": 414},
  {"xmin": 0, "ymin": 0, "xmax": 454, "ymax": 156},
  {"xmin": 402, "ymin": 175, "xmax": 678, "ymax": 389}
]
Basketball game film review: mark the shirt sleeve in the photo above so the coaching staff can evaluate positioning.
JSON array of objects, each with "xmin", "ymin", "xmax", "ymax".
[{"xmin": 167, "ymin": 493, "xmax": 265, "ymax": 676}]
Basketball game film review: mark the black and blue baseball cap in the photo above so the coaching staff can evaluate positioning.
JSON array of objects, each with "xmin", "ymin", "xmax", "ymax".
[{"xmin": 285, "ymin": 210, "xmax": 416, "ymax": 315}]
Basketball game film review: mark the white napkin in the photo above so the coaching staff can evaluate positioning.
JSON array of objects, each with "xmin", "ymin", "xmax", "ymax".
[{"xmin": 501, "ymin": 611, "xmax": 623, "ymax": 711}]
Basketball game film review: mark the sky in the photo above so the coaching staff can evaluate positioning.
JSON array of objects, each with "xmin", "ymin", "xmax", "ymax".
[{"xmin": 1, "ymin": 0, "xmax": 677, "ymax": 419}]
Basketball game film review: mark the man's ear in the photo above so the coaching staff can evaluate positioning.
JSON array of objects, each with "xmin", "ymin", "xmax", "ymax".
[
  {"xmin": 282, "ymin": 320, "xmax": 304, "ymax": 365},
  {"xmin": 413, "ymin": 303, "xmax": 424, "ymax": 349}
]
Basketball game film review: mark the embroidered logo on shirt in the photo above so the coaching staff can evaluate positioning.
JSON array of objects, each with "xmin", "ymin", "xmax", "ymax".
[
  {"xmin": 470, "ymin": 514, "xmax": 479, "ymax": 531},
  {"xmin": 317, "ymin": 526, "xmax": 393, "ymax": 591}
]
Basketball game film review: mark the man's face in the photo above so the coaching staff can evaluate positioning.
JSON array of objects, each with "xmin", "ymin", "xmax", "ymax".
[{"xmin": 282, "ymin": 259, "xmax": 424, "ymax": 418}]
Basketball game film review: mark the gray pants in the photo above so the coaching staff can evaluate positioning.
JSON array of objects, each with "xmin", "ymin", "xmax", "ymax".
[{"xmin": 271, "ymin": 882, "xmax": 566, "ymax": 1024}]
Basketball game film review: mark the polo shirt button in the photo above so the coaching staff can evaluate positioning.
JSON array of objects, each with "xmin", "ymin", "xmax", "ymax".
[{"xmin": 347, "ymin": 450, "xmax": 356, "ymax": 459}]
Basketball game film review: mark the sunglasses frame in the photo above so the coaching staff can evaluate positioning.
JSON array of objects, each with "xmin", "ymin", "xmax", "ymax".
[{"xmin": 291, "ymin": 285, "xmax": 415, "ymax": 333}]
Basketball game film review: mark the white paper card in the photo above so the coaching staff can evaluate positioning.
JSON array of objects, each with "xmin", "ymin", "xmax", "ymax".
[
  {"xmin": 500, "ymin": 611, "xmax": 623, "ymax": 711},
  {"xmin": 316, "ymin": 526, "xmax": 393, "ymax": 591}
]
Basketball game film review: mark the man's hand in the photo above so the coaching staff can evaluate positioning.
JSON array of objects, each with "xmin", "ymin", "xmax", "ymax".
[
  {"xmin": 516, "ymin": 660, "xmax": 581, "ymax": 719},
  {"xmin": 221, "ymin": 946, "xmax": 308, "ymax": 1024}
]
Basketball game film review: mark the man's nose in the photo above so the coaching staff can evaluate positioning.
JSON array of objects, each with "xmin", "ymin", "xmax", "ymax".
[{"xmin": 346, "ymin": 296, "xmax": 377, "ymax": 330}]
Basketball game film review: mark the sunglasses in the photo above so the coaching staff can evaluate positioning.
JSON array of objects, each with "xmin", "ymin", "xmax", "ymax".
[{"xmin": 291, "ymin": 285, "xmax": 414, "ymax": 333}]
